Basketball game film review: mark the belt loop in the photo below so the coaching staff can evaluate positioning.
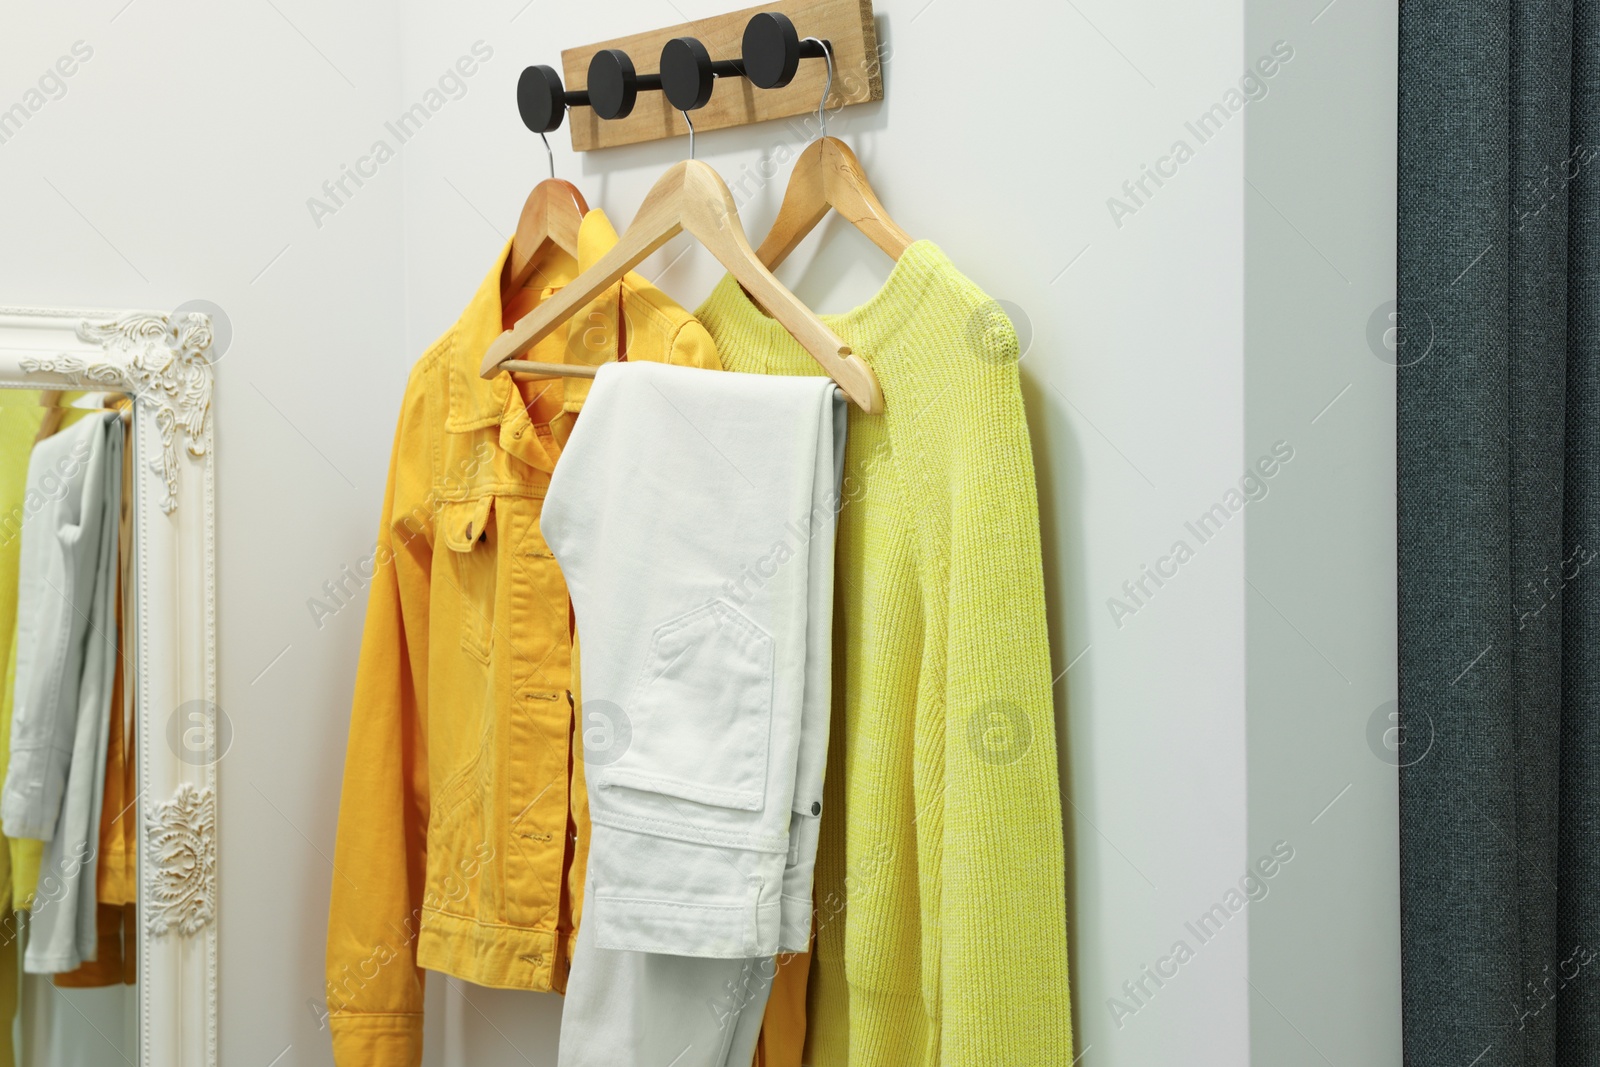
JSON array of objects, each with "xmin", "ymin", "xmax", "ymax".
[{"xmin": 747, "ymin": 875, "xmax": 764, "ymax": 955}]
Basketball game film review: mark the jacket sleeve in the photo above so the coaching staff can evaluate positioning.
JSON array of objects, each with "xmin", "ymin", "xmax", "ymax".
[
  {"xmin": 932, "ymin": 353, "xmax": 1074, "ymax": 1064},
  {"xmin": 326, "ymin": 362, "xmax": 435, "ymax": 1067}
]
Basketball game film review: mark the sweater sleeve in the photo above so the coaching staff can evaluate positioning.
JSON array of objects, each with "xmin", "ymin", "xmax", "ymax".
[
  {"xmin": 326, "ymin": 357, "xmax": 436, "ymax": 1067},
  {"xmin": 935, "ymin": 345, "xmax": 1074, "ymax": 1064}
]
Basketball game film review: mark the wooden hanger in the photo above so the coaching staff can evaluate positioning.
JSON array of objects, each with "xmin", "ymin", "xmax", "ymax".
[
  {"xmin": 754, "ymin": 36, "xmax": 910, "ymax": 269},
  {"xmin": 104, "ymin": 392, "xmax": 133, "ymax": 425},
  {"xmin": 31, "ymin": 390, "xmax": 132, "ymax": 444},
  {"xmin": 34, "ymin": 391, "xmax": 65, "ymax": 444},
  {"xmin": 482, "ymin": 159, "xmax": 884, "ymax": 414},
  {"xmin": 505, "ymin": 178, "xmax": 588, "ymax": 294},
  {"xmin": 757, "ymin": 136, "xmax": 912, "ymax": 270},
  {"xmin": 495, "ymin": 176, "xmax": 610, "ymax": 386}
]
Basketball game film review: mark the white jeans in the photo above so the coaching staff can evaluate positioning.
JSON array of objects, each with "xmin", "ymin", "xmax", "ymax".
[
  {"xmin": 543, "ymin": 362, "xmax": 844, "ymax": 1065},
  {"xmin": 557, "ymin": 870, "xmax": 777, "ymax": 1067},
  {"xmin": 5, "ymin": 411, "xmax": 122, "ymax": 974}
]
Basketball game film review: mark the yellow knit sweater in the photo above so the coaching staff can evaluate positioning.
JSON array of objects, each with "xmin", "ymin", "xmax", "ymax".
[{"xmin": 696, "ymin": 242, "xmax": 1073, "ymax": 1066}]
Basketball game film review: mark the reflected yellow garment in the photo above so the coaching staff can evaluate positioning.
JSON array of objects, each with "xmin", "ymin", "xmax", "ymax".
[
  {"xmin": 0, "ymin": 631, "xmax": 41, "ymax": 911},
  {"xmin": 53, "ymin": 903, "xmax": 135, "ymax": 988},
  {"xmin": 0, "ymin": 391, "xmax": 45, "ymax": 1067},
  {"xmin": 0, "ymin": 392, "xmax": 48, "ymax": 918}
]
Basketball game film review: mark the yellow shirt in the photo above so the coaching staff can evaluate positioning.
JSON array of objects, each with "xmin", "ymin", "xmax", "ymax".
[
  {"xmin": 696, "ymin": 243, "xmax": 1073, "ymax": 1067},
  {"xmin": 326, "ymin": 212, "xmax": 721, "ymax": 1067}
]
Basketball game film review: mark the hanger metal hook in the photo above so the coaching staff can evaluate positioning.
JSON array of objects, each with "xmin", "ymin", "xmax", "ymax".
[
  {"xmin": 682, "ymin": 108, "xmax": 696, "ymax": 159},
  {"xmin": 539, "ymin": 129, "xmax": 555, "ymax": 180},
  {"xmin": 803, "ymin": 37, "xmax": 833, "ymax": 139}
]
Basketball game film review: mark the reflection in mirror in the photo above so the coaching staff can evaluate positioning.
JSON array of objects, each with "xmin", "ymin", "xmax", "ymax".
[{"xmin": 1, "ymin": 387, "xmax": 138, "ymax": 1064}]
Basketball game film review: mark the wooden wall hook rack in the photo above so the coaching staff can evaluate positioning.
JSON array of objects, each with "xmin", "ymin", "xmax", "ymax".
[{"xmin": 545, "ymin": 0, "xmax": 881, "ymax": 152}]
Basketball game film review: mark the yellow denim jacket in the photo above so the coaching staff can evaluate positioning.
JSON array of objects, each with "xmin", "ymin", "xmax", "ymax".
[{"xmin": 326, "ymin": 212, "xmax": 721, "ymax": 1066}]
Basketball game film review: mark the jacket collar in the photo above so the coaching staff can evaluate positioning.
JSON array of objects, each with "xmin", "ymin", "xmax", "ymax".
[
  {"xmin": 447, "ymin": 211, "xmax": 668, "ymax": 452},
  {"xmin": 447, "ymin": 235, "xmax": 586, "ymax": 434},
  {"xmin": 577, "ymin": 209, "xmax": 684, "ymax": 325}
]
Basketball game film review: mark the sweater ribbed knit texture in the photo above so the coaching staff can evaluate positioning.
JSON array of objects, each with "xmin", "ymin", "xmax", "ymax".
[{"xmin": 695, "ymin": 242, "xmax": 1073, "ymax": 1067}]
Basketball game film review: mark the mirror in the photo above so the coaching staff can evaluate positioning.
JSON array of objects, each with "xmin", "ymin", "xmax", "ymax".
[{"xmin": 0, "ymin": 307, "xmax": 217, "ymax": 1066}]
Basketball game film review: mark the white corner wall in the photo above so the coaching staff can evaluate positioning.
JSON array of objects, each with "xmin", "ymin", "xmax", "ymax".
[{"xmin": 0, "ymin": 1, "xmax": 1396, "ymax": 1064}]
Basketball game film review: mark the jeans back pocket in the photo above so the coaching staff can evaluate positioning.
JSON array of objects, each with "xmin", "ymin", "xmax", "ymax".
[{"xmin": 600, "ymin": 598, "xmax": 773, "ymax": 812}]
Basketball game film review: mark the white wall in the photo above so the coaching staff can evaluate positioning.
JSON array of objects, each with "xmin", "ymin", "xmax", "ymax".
[
  {"xmin": 0, "ymin": 2, "xmax": 406, "ymax": 1064},
  {"xmin": 0, "ymin": 0, "xmax": 1396, "ymax": 1064},
  {"xmin": 404, "ymin": 1, "xmax": 1252, "ymax": 1063}
]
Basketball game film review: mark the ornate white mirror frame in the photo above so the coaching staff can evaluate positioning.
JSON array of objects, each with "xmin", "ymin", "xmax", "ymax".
[{"xmin": 0, "ymin": 306, "xmax": 216, "ymax": 1066}]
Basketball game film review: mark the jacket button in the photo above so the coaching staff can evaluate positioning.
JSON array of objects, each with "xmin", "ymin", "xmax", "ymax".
[{"xmin": 810, "ymin": 801, "xmax": 821, "ymax": 816}]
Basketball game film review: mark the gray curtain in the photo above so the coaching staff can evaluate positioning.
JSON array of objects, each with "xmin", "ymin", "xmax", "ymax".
[{"xmin": 1399, "ymin": 2, "xmax": 1600, "ymax": 1065}]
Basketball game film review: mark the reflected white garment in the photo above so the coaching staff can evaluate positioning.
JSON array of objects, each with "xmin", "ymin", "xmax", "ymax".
[
  {"xmin": 3, "ymin": 412, "xmax": 122, "ymax": 974},
  {"xmin": 17, "ymin": 911, "xmax": 135, "ymax": 1066},
  {"xmin": 543, "ymin": 362, "xmax": 844, "ymax": 1066}
]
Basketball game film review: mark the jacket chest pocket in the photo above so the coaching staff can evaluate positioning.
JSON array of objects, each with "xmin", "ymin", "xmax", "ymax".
[
  {"xmin": 440, "ymin": 496, "xmax": 497, "ymax": 663},
  {"xmin": 600, "ymin": 599, "xmax": 774, "ymax": 812}
]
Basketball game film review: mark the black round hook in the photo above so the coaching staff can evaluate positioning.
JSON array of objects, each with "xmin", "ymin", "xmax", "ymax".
[
  {"xmin": 660, "ymin": 36, "xmax": 746, "ymax": 112},
  {"xmin": 742, "ymin": 12, "xmax": 830, "ymax": 90},
  {"xmin": 588, "ymin": 48, "xmax": 664, "ymax": 120},
  {"xmin": 517, "ymin": 64, "xmax": 591, "ymax": 134}
]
